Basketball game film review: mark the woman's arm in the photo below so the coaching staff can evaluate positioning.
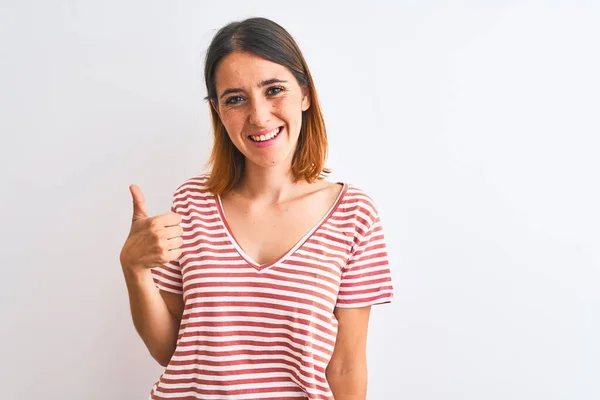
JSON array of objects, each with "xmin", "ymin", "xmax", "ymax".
[
  {"xmin": 120, "ymin": 184, "xmax": 185, "ymax": 366},
  {"xmin": 122, "ymin": 266, "xmax": 184, "ymax": 367},
  {"xmin": 326, "ymin": 306, "xmax": 372, "ymax": 400}
]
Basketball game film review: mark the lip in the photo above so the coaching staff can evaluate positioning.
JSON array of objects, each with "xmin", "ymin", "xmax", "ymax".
[
  {"xmin": 248, "ymin": 126, "xmax": 283, "ymax": 148},
  {"xmin": 248, "ymin": 126, "xmax": 282, "ymax": 137}
]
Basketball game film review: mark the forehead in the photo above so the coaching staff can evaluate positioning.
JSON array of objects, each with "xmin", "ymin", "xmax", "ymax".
[{"xmin": 215, "ymin": 51, "xmax": 293, "ymax": 87}]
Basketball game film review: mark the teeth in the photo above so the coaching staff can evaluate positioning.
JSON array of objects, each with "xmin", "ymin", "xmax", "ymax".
[{"xmin": 250, "ymin": 127, "xmax": 280, "ymax": 142}]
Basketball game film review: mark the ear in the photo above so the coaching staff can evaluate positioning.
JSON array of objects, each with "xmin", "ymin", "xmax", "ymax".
[{"xmin": 301, "ymin": 85, "xmax": 311, "ymax": 112}]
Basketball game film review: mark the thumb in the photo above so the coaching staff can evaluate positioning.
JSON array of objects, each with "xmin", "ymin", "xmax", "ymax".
[{"xmin": 129, "ymin": 184, "xmax": 148, "ymax": 221}]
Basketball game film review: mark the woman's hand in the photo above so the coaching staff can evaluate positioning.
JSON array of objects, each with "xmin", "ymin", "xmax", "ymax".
[{"xmin": 119, "ymin": 185, "xmax": 183, "ymax": 274}]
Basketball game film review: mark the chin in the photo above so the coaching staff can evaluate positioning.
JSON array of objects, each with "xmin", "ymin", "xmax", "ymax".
[
  {"xmin": 244, "ymin": 146, "xmax": 298, "ymax": 170},
  {"xmin": 249, "ymin": 157, "xmax": 289, "ymax": 169}
]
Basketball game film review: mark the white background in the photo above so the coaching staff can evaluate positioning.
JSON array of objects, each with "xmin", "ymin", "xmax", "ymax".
[{"xmin": 1, "ymin": 1, "xmax": 598, "ymax": 399}]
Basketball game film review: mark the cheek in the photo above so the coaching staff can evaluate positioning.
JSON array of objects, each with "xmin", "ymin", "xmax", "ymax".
[
  {"xmin": 274, "ymin": 97, "xmax": 302, "ymax": 121},
  {"xmin": 220, "ymin": 111, "xmax": 245, "ymax": 136}
]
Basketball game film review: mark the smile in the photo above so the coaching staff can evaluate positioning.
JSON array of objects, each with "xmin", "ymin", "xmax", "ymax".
[{"xmin": 249, "ymin": 127, "xmax": 282, "ymax": 142}]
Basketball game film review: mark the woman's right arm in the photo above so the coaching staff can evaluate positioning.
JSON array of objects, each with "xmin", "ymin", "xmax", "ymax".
[
  {"xmin": 120, "ymin": 184, "xmax": 185, "ymax": 367},
  {"xmin": 122, "ymin": 267, "xmax": 183, "ymax": 367}
]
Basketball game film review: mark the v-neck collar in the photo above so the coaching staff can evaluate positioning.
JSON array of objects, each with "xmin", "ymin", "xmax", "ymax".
[{"xmin": 215, "ymin": 182, "xmax": 348, "ymax": 272}]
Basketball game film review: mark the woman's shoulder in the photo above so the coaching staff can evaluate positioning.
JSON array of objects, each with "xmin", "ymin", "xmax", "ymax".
[
  {"xmin": 338, "ymin": 180, "xmax": 382, "ymax": 224},
  {"xmin": 172, "ymin": 173, "xmax": 213, "ymax": 198}
]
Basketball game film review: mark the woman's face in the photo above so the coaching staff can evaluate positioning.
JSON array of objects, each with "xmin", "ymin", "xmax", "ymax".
[{"xmin": 211, "ymin": 51, "xmax": 311, "ymax": 169}]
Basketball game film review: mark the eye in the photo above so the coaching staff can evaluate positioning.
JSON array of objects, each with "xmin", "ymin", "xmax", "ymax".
[
  {"xmin": 225, "ymin": 95, "xmax": 244, "ymax": 105},
  {"xmin": 267, "ymin": 86, "xmax": 285, "ymax": 96}
]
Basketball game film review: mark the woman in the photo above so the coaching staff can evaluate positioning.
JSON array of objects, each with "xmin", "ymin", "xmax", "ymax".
[{"xmin": 120, "ymin": 17, "xmax": 394, "ymax": 400}]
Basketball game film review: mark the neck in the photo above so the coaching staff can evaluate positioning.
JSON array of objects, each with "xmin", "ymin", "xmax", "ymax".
[{"xmin": 237, "ymin": 160, "xmax": 301, "ymax": 204}]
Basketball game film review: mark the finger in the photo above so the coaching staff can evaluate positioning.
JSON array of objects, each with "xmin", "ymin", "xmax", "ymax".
[
  {"xmin": 164, "ymin": 225, "xmax": 184, "ymax": 239},
  {"xmin": 129, "ymin": 184, "xmax": 148, "ymax": 221},
  {"xmin": 167, "ymin": 236, "xmax": 184, "ymax": 250},
  {"xmin": 154, "ymin": 211, "xmax": 183, "ymax": 227},
  {"xmin": 164, "ymin": 247, "xmax": 183, "ymax": 262}
]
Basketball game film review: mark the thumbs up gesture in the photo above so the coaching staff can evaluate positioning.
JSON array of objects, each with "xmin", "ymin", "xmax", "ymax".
[{"xmin": 119, "ymin": 185, "xmax": 184, "ymax": 273}]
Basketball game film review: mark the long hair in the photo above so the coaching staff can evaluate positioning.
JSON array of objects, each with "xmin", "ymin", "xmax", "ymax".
[{"xmin": 203, "ymin": 17, "xmax": 330, "ymax": 195}]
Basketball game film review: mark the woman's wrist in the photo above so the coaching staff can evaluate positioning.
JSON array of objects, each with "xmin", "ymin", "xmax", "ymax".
[{"xmin": 121, "ymin": 262, "xmax": 151, "ymax": 281}]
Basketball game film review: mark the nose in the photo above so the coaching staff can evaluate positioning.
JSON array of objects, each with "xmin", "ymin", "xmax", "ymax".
[{"xmin": 248, "ymin": 96, "xmax": 271, "ymax": 127}]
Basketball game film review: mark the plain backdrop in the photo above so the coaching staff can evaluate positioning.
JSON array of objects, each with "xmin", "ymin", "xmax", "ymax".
[{"xmin": 1, "ymin": 1, "xmax": 598, "ymax": 399}]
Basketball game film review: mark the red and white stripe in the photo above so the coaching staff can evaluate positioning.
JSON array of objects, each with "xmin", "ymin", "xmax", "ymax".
[{"xmin": 150, "ymin": 175, "xmax": 393, "ymax": 399}]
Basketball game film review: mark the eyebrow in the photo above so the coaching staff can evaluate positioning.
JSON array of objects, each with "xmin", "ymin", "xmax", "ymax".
[{"xmin": 219, "ymin": 78, "xmax": 289, "ymax": 99}]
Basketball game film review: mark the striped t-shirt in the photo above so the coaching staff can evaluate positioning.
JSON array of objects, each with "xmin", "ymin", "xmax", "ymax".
[{"xmin": 150, "ymin": 174, "xmax": 394, "ymax": 399}]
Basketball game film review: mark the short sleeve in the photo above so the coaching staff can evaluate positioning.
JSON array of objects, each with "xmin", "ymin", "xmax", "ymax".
[
  {"xmin": 150, "ymin": 199, "xmax": 184, "ymax": 295},
  {"xmin": 151, "ymin": 259, "xmax": 183, "ymax": 294},
  {"xmin": 336, "ymin": 212, "xmax": 394, "ymax": 308}
]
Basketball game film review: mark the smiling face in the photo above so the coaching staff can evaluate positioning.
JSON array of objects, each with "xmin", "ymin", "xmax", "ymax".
[{"xmin": 211, "ymin": 51, "xmax": 311, "ymax": 169}]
